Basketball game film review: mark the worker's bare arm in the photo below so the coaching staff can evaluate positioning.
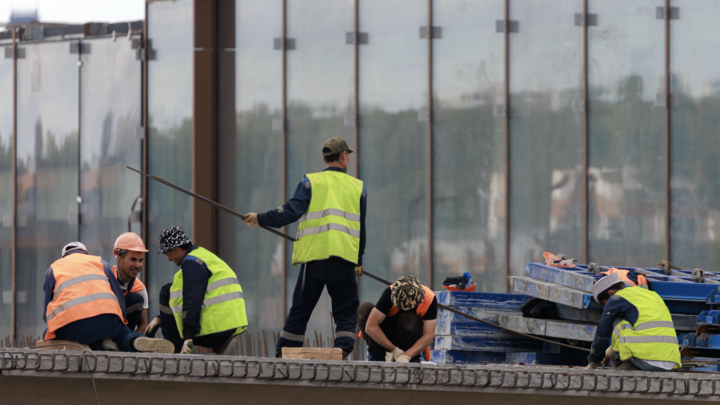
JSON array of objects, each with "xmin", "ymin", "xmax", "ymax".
[
  {"xmin": 365, "ymin": 308, "xmax": 397, "ymax": 352},
  {"xmin": 403, "ymin": 319, "xmax": 436, "ymax": 358},
  {"xmin": 137, "ymin": 309, "xmax": 149, "ymax": 334}
]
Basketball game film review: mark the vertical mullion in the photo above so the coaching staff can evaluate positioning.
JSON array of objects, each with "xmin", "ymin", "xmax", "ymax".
[
  {"xmin": 141, "ymin": 3, "xmax": 149, "ymax": 285},
  {"xmin": 503, "ymin": 0, "xmax": 510, "ymax": 292},
  {"xmin": 427, "ymin": 0, "xmax": 434, "ymax": 289},
  {"xmin": 281, "ymin": 0, "xmax": 288, "ymax": 321},
  {"xmin": 354, "ymin": 0, "xmax": 360, "ymax": 177},
  {"xmin": 11, "ymin": 27, "xmax": 18, "ymax": 345},
  {"xmin": 582, "ymin": 0, "xmax": 589, "ymax": 264},
  {"xmin": 77, "ymin": 40, "xmax": 82, "ymax": 242},
  {"xmin": 664, "ymin": 0, "xmax": 671, "ymax": 262}
]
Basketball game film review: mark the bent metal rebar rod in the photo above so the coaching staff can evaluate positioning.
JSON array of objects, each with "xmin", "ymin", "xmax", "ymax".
[{"xmin": 128, "ymin": 166, "xmax": 589, "ymax": 352}]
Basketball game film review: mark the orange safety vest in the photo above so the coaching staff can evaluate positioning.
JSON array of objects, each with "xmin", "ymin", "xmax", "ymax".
[
  {"xmin": 601, "ymin": 268, "xmax": 648, "ymax": 289},
  {"xmin": 45, "ymin": 254, "xmax": 126, "ymax": 340},
  {"xmin": 110, "ymin": 266, "xmax": 147, "ymax": 296},
  {"xmin": 359, "ymin": 284, "xmax": 436, "ymax": 361}
]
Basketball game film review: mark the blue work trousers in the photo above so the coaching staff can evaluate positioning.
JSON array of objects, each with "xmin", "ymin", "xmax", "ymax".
[
  {"xmin": 54, "ymin": 314, "xmax": 144, "ymax": 352},
  {"xmin": 125, "ymin": 292, "xmax": 144, "ymax": 332},
  {"xmin": 276, "ymin": 257, "xmax": 359, "ymax": 357}
]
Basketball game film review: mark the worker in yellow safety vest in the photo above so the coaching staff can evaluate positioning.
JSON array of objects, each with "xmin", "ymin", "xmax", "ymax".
[
  {"xmin": 144, "ymin": 227, "xmax": 248, "ymax": 355},
  {"xmin": 586, "ymin": 272, "xmax": 681, "ymax": 371},
  {"xmin": 243, "ymin": 137, "xmax": 367, "ymax": 358}
]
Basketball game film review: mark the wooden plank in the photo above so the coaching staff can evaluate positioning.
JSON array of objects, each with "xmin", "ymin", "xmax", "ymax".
[
  {"xmin": 435, "ymin": 291, "xmax": 529, "ymax": 309},
  {"xmin": 509, "ymin": 276, "xmax": 602, "ymax": 309},
  {"xmin": 34, "ymin": 340, "xmax": 91, "ymax": 351},
  {"xmin": 434, "ymin": 335, "xmax": 543, "ymax": 352},
  {"xmin": 525, "ymin": 262, "xmax": 596, "ymax": 292},
  {"xmin": 430, "ymin": 350, "xmax": 506, "ymax": 365},
  {"xmin": 281, "ymin": 347, "xmax": 343, "ymax": 360}
]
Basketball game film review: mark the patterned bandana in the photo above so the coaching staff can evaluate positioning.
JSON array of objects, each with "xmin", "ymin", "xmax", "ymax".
[
  {"xmin": 391, "ymin": 275, "xmax": 425, "ymax": 311},
  {"xmin": 158, "ymin": 226, "xmax": 192, "ymax": 254}
]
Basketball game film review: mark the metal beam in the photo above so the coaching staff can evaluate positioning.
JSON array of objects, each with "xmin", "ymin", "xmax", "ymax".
[
  {"xmin": 582, "ymin": 0, "xmax": 589, "ymax": 263},
  {"xmin": 498, "ymin": 315, "xmax": 596, "ymax": 342},
  {"xmin": 503, "ymin": 0, "xmax": 510, "ymax": 293},
  {"xmin": 11, "ymin": 26, "xmax": 17, "ymax": 344},
  {"xmin": 664, "ymin": 0, "xmax": 671, "ymax": 263},
  {"xmin": 427, "ymin": 0, "xmax": 434, "ymax": 290},
  {"xmin": 524, "ymin": 262, "xmax": 596, "ymax": 293},
  {"xmin": 509, "ymin": 276, "xmax": 602, "ymax": 310}
]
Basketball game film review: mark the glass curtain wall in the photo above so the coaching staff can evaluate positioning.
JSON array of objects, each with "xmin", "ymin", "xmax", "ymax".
[
  {"xmin": 147, "ymin": 0, "xmax": 194, "ymax": 313},
  {"xmin": 432, "ymin": 0, "xmax": 505, "ymax": 292},
  {"xmin": 217, "ymin": 0, "xmax": 284, "ymax": 334},
  {"xmin": 0, "ymin": 43, "xmax": 13, "ymax": 340},
  {"xmin": 80, "ymin": 37, "xmax": 142, "ymax": 264},
  {"xmin": 16, "ymin": 41, "xmax": 80, "ymax": 339},
  {"xmin": 587, "ymin": 0, "xmax": 665, "ymax": 266},
  {"xmin": 509, "ymin": 0, "xmax": 584, "ymax": 275},
  {"xmin": 285, "ymin": 0, "xmax": 355, "ymax": 336},
  {"xmin": 668, "ymin": 1, "xmax": 720, "ymax": 269},
  {"xmin": 358, "ymin": 0, "xmax": 429, "ymax": 297}
]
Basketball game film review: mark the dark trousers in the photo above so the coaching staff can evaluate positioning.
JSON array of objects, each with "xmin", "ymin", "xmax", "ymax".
[
  {"xmin": 158, "ymin": 283, "xmax": 235, "ymax": 353},
  {"xmin": 275, "ymin": 257, "xmax": 359, "ymax": 357},
  {"xmin": 54, "ymin": 314, "xmax": 144, "ymax": 352},
  {"xmin": 125, "ymin": 292, "xmax": 144, "ymax": 332},
  {"xmin": 357, "ymin": 302, "xmax": 422, "ymax": 362}
]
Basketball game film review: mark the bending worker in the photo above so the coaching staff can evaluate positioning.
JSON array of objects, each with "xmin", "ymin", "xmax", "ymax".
[
  {"xmin": 586, "ymin": 272, "xmax": 681, "ymax": 371},
  {"xmin": 357, "ymin": 275, "xmax": 436, "ymax": 362},
  {"xmin": 111, "ymin": 232, "xmax": 150, "ymax": 333},
  {"xmin": 243, "ymin": 137, "xmax": 366, "ymax": 358},
  {"xmin": 43, "ymin": 242, "xmax": 173, "ymax": 353},
  {"xmin": 145, "ymin": 227, "xmax": 247, "ymax": 355}
]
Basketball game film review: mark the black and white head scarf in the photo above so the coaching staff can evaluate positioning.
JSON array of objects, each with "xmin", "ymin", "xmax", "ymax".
[{"xmin": 158, "ymin": 226, "xmax": 193, "ymax": 254}]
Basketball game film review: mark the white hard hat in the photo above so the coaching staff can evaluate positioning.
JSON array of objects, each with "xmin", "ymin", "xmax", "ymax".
[
  {"xmin": 592, "ymin": 272, "xmax": 622, "ymax": 303},
  {"xmin": 61, "ymin": 242, "xmax": 88, "ymax": 258}
]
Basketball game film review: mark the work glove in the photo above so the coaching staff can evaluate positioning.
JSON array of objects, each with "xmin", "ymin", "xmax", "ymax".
[
  {"xmin": 385, "ymin": 351, "xmax": 394, "ymax": 362},
  {"xmin": 181, "ymin": 339, "xmax": 194, "ymax": 355},
  {"xmin": 391, "ymin": 347, "xmax": 405, "ymax": 361},
  {"xmin": 602, "ymin": 347, "xmax": 616, "ymax": 365},
  {"xmin": 354, "ymin": 265, "xmax": 364, "ymax": 276},
  {"xmin": 396, "ymin": 355, "xmax": 411, "ymax": 363},
  {"xmin": 586, "ymin": 362, "xmax": 599, "ymax": 370},
  {"xmin": 144, "ymin": 316, "xmax": 161, "ymax": 338}
]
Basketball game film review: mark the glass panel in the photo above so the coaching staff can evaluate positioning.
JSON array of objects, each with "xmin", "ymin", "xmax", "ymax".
[
  {"xmin": 285, "ymin": 0, "xmax": 355, "ymax": 338},
  {"xmin": 147, "ymin": 0, "xmax": 194, "ymax": 315},
  {"xmin": 433, "ymin": 0, "xmax": 506, "ymax": 292},
  {"xmin": 217, "ymin": 0, "xmax": 284, "ymax": 335},
  {"xmin": 16, "ymin": 41, "xmax": 80, "ymax": 339},
  {"xmin": 79, "ymin": 37, "xmax": 142, "ymax": 265},
  {"xmin": 509, "ymin": 0, "xmax": 584, "ymax": 275},
  {"xmin": 359, "ymin": 0, "xmax": 428, "ymax": 298},
  {"xmin": 669, "ymin": 1, "xmax": 720, "ymax": 269},
  {"xmin": 587, "ymin": 0, "xmax": 665, "ymax": 265},
  {"xmin": 0, "ymin": 45, "xmax": 13, "ymax": 340}
]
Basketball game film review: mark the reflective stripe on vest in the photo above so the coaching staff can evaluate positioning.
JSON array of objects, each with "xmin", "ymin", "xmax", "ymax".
[
  {"xmin": 168, "ymin": 247, "xmax": 248, "ymax": 338},
  {"xmin": 53, "ymin": 274, "xmax": 109, "ymax": 299},
  {"xmin": 291, "ymin": 171, "xmax": 363, "ymax": 266},
  {"xmin": 47, "ymin": 292, "xmax": 119, "ymax": 321},
  {"xmin": 609, "ymin": 287, "xmax": 681, "ymax": 368}
]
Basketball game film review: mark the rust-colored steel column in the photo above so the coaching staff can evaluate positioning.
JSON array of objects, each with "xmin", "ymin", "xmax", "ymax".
[
  {"xmin": 664, "ymin": 0, "xmax": 671, "ymax": 262},
  {"xmin": 192, "ymin": 0, "xmax": 218, "ymax": 251},
  {"xmin": 281, "ymin": 0, "xmax": 288, "ymax": 321},
  {"xmin": 427, "ymin": 0, "xmax": 434, "ymax": 290},
  {"xmin": 11, "ymin": 27, "xmax": 18, "ymax": 344},
  {"xmin": 503, "ymin": 0, "xmax": 510, "ymax": 292},
  {"xmin": 141, "ymin": 2, "xmax": 150, "ymax": 285},
  {"xmin": 582, "ymin": 0, "xmax": 589, "ymax": 264}
]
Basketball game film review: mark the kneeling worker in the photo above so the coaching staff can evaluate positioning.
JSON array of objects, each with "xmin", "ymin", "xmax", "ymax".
[
  {"xmin": 111, "ymin": 232, "xmax": 150, "ymax": 333},
  {"xmin": 43, "ymin": 242, "xmax": 173, "ymax": 352},
  {"xmin": 586, "ymin": 272, "xmax": 681, "ymax": 371},
  {"xmin": 145, "ymin": 227, "xmax": 247, "ymax": 355},
  {"xmin": 357, "ymin": 275, "xmax": 436, "ymax": 362}
]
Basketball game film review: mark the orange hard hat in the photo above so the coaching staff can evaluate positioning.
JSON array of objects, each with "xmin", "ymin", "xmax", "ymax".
[{"xmin": 114, "ymin": 232, "xmax": 149, "ymax": 256}]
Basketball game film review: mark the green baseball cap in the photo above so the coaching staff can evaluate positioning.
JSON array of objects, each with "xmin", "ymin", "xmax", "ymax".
[{"xmin": 322, "ymin": 137, "xmax": 355, "ymax": 156}]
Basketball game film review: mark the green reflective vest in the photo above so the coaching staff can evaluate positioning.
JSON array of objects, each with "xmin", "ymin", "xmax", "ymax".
[
  {"xmin": 169, "ymin": 247, "xmax": 248, "ymax": 338},
  {"xmin": 610, "ymin": 287, "xmax": 681, "ymax": 369},
  {"xmin": 291, "ymin": 170, "xmax": 363, "ymax": 265}
]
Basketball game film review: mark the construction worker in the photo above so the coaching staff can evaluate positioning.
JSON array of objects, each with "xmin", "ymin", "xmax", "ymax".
[
  {"xmin": 110, "ymin": 232, "xmax": 150, "ymax": 333},
  {"xmin": 145, "ymin": 226, "xmax": 247, "ymax": 355},
  {"xmin": 42, "ymin": 242, "xmax": 173, "ymax": 353},
  {"xmin": 243, "ymin": 137, "xmax": 366, "ymax": 358},
  {"xmin": 357, "ymin": 275, "xmax": 436, "ymax": 362},
  {"xmin": 586, "ymin": 272, "xmax": 681, "ymax": 371}
]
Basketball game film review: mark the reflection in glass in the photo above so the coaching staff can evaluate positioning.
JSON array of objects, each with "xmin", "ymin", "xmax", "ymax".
[
  {"xmin": 509, "ymin": 0, "xmax": 583, "ymax": 275},
  {"xmin": 217, "ymin": 0, "xmax": 284, "ymax": 334},
  {"xmin": 359, "ymin": 0, "xmax": 428, "ymax": 296},
  {"xmin": 669, "ymin": 1, "xmax": 720, "ymax": 269},
  {"xmin": 147, "ymin": 0, "xmax": 194, "ymax": 315},
  {"xmin": 285, "ymin": 0, "xmax": 355, "ymax": 338},
  {"xmin": 433, "ymin": 0, "xmax": 506, "ymax": 292},
  {"xmin": 80, "ymin": 37, "xmax": 142, "ymax": 264},
  {"xmin": 0, "ymin": 45, "xmax": 13, "ymax": 339},
  {"xmin": 587, "ymin": 0, "xmax": 665, "ymax": 265},
  {"xmin": 16, "ymin": 42, "xmax": 79, "ymax": 339}
]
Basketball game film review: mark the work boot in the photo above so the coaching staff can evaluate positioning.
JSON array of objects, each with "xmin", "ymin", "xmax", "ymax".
[
  {"xmin": 132, "ymin": 337, "xmax": 174, "ymax": 353},
  {"xmin": 100, "ymin": 339, "xmax": 120, "ymax": 352},
  {"xmin": 144, "ymin": 316, "xmax": 161, "ymax": 337},
  {"xmin": 615, "ymin": 361, "xmax": 639, "ymax": 371}
]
